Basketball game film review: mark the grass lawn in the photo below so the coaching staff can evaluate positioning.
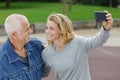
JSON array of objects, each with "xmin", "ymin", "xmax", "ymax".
[{"xmin": 0, "ymin": 2, "xmax": 120, "ymax": 24}]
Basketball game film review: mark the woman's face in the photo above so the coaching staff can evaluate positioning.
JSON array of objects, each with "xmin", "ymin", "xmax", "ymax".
[{"xmin": 45, "ymin": 20, "xmax": 62, "ymax": 42}]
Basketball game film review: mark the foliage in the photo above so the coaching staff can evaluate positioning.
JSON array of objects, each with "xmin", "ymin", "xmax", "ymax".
[
  {"xmin": 0, "ymin": 2, "xmax": 120, "ymax": 24},
  {"xmin": 78, "ymin": 0, "xmax": 119, "ymax": 8}
]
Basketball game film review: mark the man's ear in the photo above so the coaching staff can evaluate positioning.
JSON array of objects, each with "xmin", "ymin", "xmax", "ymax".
[{"xmin": 11, "ymin": 32, "xmax": 17, "ymax": 39}]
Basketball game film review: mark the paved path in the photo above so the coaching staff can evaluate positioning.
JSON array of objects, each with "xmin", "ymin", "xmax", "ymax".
[{"xmin": 89, "ymin": 46, "xmax": 120, "ymax": 80}]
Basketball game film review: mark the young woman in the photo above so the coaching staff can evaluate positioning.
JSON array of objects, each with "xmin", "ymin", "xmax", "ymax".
[{"xmin": 42, "ymin": 12, "xmax": 113, "ymax": 80}]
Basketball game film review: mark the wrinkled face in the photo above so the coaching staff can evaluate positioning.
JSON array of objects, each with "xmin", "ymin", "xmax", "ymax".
[
  {"xmin": 16, "ymin": 21, "xmax": 33, "ymax": 45},
  {"xmin": 45, "ymin": 20, "xmax": 62, "ymax": 42}
]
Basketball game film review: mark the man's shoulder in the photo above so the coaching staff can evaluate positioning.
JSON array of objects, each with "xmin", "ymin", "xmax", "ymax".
[
  {"xmin": 0, "ymin": 47, "xmax": 6, "ymax": 76},
  {"xmin": 0, "ymin": 45, "xmax": 6, "ymax": 60},
  {"xmin": 0, "ymin": 63, "xmax": 4, "ymax": 79}
]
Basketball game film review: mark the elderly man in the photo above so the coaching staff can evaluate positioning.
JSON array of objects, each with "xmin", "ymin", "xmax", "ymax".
[{"xmin": 0, "ymin": 14, "xmax": 50, "ymax": 80}]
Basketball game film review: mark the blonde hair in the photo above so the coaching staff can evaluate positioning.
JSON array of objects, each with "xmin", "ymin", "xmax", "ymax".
[{"xmin": 47, "ymin": 13, "xmax": 75, "ymax": 45}]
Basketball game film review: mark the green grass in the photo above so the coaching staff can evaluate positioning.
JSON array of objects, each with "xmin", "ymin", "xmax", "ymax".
[{"xmin": 0, "ymin": 2, "xmax": 120, "ymax": 24}]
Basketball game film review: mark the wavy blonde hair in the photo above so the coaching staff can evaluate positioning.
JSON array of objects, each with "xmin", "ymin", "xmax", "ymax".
[{"xmin": 47, "ymin": 13, "xmax": 75, "ymax": 45}]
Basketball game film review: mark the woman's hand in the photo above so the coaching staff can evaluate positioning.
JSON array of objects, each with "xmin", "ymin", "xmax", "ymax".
[{"xmin": 103, "ymin": 11, "xmax": 113, "ymax": 31}]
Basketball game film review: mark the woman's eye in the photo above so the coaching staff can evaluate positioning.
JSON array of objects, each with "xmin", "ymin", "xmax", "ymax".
[
  {"xmin": 46, "ymin": 26, "xmax": 55, "ymax": 30},
  {"xmin": 50, "ymin": 27, "xmax": 53, "ymax": 30}
]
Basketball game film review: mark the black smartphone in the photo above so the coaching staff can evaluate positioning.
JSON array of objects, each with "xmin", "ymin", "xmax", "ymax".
[{"xmin": 94, "ymin": 11, "xmax": 107, "ymax": 22}]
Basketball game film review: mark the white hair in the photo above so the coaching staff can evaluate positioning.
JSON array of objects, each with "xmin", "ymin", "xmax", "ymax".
[{"xmin": 4, "ymin": 14, "xmax": 28, "ymax": 36}]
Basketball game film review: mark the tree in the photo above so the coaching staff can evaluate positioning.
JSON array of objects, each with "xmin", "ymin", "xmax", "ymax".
[
  {"xmin": 62, "ymin": 0, "xmax": 66, "ymax": 14},
  {"xmin": 67, "ymin": 0, "xmax": 73, "ymax": 12},
  {"xmin": 6, "ymin": 0, "xmax": 10, "ymax": 7},
  {"xmin": 110, "ymin": 0, "xmax": 112, "ymax": 7}
]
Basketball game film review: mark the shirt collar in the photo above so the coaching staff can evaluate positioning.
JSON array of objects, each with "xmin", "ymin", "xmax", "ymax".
[{"xmin": 4, "ymin": 38, "xmax": 34, "ymax": 64}]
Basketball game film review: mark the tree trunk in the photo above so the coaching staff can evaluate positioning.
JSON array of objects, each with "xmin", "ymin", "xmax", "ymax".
[
  {"xmin": 62, "ymin": 0, "xmax": 66, "ymax": 15},
  {"xmin": 69, "ymin": 1, "xmax": 72, "ymax": 12},
  {"xmin": 110, "ymin": 0, "xmax": 112, "ymax": 7},
  {"xmin": 6, "ymin": 0, "xmax": 10, "ymax": 7}
]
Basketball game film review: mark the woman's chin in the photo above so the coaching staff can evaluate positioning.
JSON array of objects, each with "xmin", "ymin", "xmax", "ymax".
[{"xmin": 47, "ymin": 38, "xmax": 53, "ymax": 41}]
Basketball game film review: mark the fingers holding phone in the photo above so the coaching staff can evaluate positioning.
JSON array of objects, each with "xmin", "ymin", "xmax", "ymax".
[
  {"xmin": 94, "ymin": 11, "xmax": 113, "ymax": 31},
  {"xmin": 103, "ymin": 12, "xmax": 113, "ymax": 31},
  {"xmin": 106, "ymin": 13, "xmax": 113, "ymax": 23}
]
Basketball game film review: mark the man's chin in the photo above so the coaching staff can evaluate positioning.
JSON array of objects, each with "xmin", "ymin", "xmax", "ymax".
[{"xmin": 26, "ymin": 37, "xmax": 30, "ymax": 43}]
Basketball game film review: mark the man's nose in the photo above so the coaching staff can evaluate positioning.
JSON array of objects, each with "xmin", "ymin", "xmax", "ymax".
[{"xmin": 30, "ymin": 28, "xmax": 33, "ymax": 34}]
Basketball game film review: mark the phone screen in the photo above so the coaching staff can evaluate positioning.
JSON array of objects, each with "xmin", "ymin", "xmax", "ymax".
[{"xmin": 94, "ymin": 11, "xmax": 107, "ymax": 22}]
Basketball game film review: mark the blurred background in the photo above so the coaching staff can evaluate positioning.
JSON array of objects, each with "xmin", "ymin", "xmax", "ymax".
[{"xmin": 0, "ymin": 0, "xmax": 120, "ymax": 33}]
